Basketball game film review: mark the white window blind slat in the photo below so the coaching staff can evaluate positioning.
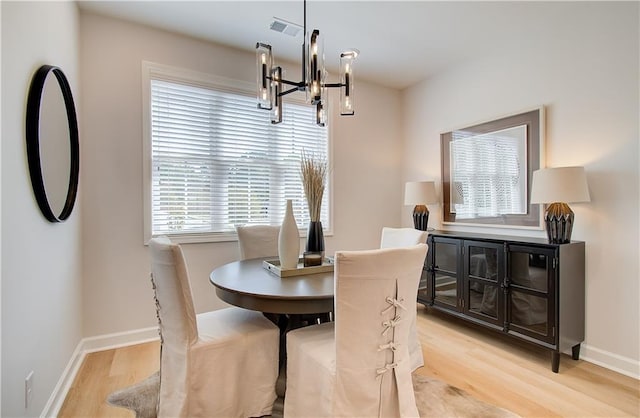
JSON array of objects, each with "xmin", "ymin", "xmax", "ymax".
[{"xmin": 149, "ymin": 77, "xmax": 329, "ymax": 236}]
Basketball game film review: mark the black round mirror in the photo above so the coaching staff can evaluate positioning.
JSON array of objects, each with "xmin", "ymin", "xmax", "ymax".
[{"xmin": 26, "ymin": 65, "xmax": 79, "ymax": 222}]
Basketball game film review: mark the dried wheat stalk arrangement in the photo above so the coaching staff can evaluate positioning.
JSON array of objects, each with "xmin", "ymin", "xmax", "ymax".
[{"xmin": 300, "ymin": 152, "xmax": 327, "ymax": 222}]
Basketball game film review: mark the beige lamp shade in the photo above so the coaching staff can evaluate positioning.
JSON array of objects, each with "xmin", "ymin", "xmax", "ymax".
[
  {"xmin": 530, "ymin": 166, "xmax": 590, "ymax": 244},
  {"xmin": 530, "ymin": 167, "xmax": 590, "ymax": 204},
  {"xmin": 404, "ymin": 181, "xmax": 438, "ymax": 205}
]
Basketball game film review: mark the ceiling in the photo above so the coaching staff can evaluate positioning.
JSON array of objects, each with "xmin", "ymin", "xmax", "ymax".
[{"xmin": 77, "ymin": 1, "xmax": 564, "ymax": 90}]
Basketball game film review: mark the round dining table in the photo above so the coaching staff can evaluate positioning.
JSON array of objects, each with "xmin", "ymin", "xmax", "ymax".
[{"xmin": 209, "ymin": 258, "xmax": 334, "ymax": 315}]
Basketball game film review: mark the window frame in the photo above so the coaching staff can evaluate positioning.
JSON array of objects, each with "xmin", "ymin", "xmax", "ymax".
[{"xmin": 142, "ymin": 61, "xmax": 333, "ymax": 244}]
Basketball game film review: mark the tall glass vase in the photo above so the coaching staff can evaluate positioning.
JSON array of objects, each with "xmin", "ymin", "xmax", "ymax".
[
  {"xmin": 278, "ymin": 200, "xmax": 300, "ymax": 269},
  {"xmin": 305, "ymin": 221, "xmax": 325, "ymax": 258}
]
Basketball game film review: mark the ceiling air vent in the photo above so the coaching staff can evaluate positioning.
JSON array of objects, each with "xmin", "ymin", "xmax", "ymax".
[{"xmin": 270, "ymin": 17, "xmax": 302, "ymax": 37}]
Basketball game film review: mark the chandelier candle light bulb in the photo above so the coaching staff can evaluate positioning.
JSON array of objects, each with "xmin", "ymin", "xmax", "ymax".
[
  {"xmin": 271, "ymin": 67, "xmax": 283, "ymax": 124},
  {"xmin": 256, "ymin": 43, "xmax": 273, "ymax": 110},
  {"xmin": 339, "ymin": 51, "xmax": 357, "ymax": 115}
]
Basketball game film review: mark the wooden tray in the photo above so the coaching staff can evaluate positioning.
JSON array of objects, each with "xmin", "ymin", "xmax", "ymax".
[{"xmin": 263, "ymin": 257, "xmax": 334, "ymax": 278}]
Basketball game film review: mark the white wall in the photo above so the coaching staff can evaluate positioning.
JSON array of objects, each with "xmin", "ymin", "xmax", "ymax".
[
  {"xmin": 1, "ymin": 2, "xmax": 83, "ymax": 416},
  {"xmin": 402, "ymin": 1, "xmax": 639, "ymax": 377},
  {"xmin": 79, "ymin": 12, "xmax": 402, "ymax": 336}
]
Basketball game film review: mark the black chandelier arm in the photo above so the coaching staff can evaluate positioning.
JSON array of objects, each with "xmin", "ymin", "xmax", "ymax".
[
  {"xmin": 278, "ymin": 82, "xmax": 346, "ymax": 98},
  {"xmin": 280, "ymin": 78, "xmax": 305, "ymax": 88},
  {"xmin": 279, "ymin": 86, "xmax": 302, "ymax": 97},
  {"xmin": 264, "ymin": 74, "xmax": 305, "ymax": 89},
  {"xmin": 278, "ymin": 82, "xmax": 346, "ymax": 97},
  {"xmin": 266, "ymin": 75, "xmax": 345, "ymax": 89}
]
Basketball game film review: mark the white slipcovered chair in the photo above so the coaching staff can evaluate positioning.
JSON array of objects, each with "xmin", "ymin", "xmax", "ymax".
[
  {"xmin": 149, "ymin": 236, "xmax": 280, "ymax": 417},
  {"xmin": 380, "ymin": 227, "xmax": 429, "ymax": 372},
  {"xmin": 284, "ymin": 244, "xmax": 428, "ymax": 418},
  {"xmin": 236, "ymin": 225, "xmax": 280, "ymax": 260},
  {"xmin": 236, "ymin": 225, "xmax": 286, "ymax": 326},
  {"xmin": 380, "ymin": 226, "xmax": 428, "ymax": 250}
]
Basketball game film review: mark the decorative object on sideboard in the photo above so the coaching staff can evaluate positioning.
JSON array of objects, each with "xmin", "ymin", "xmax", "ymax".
[
  {"xmin": 278, "ymin": 199, "xmax": 300, "ymax": 269},
  {"xmin": 404, "ymin": 181, "xmax": 438, "ymax": 231},
  {"xmin": 26, "ymin": 65, "xmax": 80, "ymax": 222},
  {"xmin": 256, "ymin": 0, "xmax": 359, "ymax": 126},
  {"xmin": 530, "ymin": 166, "xmax": 590, "ymax": 244},
  {"xmin": 441, "ymin": 107, "xmax": 544, "ymax": 229},
  {"xmin": 300, "ymin": 152, "xmax": 327, "ymax": 262}
]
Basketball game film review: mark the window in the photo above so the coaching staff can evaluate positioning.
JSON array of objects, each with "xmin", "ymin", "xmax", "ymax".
[{"xmin": 143, "ymin": 63, "xmax": 330, "ymax": 243}]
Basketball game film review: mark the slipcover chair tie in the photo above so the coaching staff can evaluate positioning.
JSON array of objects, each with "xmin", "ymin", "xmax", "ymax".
[
  {"xmin": 378, "ymin": 341, "xmax": 400, "ymax": 352},
  {"xmin": 150, "ymin": 273, "xmax": 164, "ymax": 346},
  {"xmin": 376, "ymin": 362, "xmax": 398, "ymax": 376},
  {"xmin": 378, "ymin": 284, "xmax": 404, "ymax": 381},
  {"xmin": 381, "ymin": 295, "xmax": 406, "ymax": 314},
  {"xmin": 379, "ymin": 227, "xmax": 429, "ymax": 372},
  {"xmin": 381, "ymin": 316, "xmax": 403, "ymax": 336}
]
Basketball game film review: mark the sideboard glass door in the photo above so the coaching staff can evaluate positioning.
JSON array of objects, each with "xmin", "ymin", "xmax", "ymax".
[
  {"xmin": 463, "ymin": 241, "xmax": 504, "ymax": 328},
  {"xmin": 506, "ymin": 245, "xmax": 555, "ymax": 344},
  {"xmin": 431, "ymin": 237, "xmax": 462, "ymax": 312}
]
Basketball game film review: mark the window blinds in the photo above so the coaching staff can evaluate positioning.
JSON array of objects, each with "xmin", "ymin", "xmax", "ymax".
[
  {"xmin": 150, "ymin": 79, "xmax": 329, "ymax": 237},
  {"xmin": 450, "ymin": 126, "xmax": 527, "ymax": 219}
]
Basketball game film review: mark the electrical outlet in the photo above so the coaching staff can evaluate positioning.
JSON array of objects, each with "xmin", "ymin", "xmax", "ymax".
[{"xmin": 25, "ymin": 371, "xmax": 34, "ymax": 409}]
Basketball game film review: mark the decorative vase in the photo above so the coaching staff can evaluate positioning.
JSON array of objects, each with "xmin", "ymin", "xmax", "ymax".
[
  {"xmin": 305, "ymin": 221, "xmax": 325, "ymax": 258},
  {"xmin": 278, "ymin": 199, "xmax": 300, "ymax": 269}
]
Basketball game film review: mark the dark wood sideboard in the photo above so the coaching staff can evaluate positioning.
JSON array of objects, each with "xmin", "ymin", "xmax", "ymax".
[{"xmin": 418, "ymin": 230, "xmax": 585, "ymax": 373}]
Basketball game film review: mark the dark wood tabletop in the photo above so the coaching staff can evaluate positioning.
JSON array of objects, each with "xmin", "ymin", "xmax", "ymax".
[{"xmin": 209, "ymin": 258, "xmax": 334, "ymax": 314}]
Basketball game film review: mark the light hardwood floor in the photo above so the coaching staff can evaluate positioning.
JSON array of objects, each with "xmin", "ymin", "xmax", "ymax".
[{"xmin": 59, "ymin": 305, "xmax": 639, "ymax": 417}]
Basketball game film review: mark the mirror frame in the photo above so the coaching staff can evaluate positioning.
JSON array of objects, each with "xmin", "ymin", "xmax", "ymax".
[
  {"xmin": 25, "ymin": 65, "xmax": 79, "ymax": 222},
  {"xmin": 441, "ymin": 108, "xmax": 544, "ymax": 229}
]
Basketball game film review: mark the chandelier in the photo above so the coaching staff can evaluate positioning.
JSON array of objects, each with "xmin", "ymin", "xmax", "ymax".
[{"xmin": 256, "ymin": 0, "xmax": 359, "ymax": 126}]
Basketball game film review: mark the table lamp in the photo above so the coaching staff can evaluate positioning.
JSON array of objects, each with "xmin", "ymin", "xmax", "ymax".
[
  {"xmin": 530, "ymin": 166, "xmax": 590, "ymax": 244},
  {"xmin": 404, "ymin": 181, "xmax": 438, "ymax": 231}
]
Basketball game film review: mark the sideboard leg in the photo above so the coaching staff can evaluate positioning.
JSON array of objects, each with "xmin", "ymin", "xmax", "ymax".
[
  {"xmin": 552, "ymin": 351, "xmax": 560, "ymax": 373},
  {"xmin": 572, "ymin": 343, "xmax": 581, "ymax": 360}
]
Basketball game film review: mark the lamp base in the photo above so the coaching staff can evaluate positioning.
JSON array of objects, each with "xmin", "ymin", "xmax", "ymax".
[
  {"xmin": 413, "ymin": 205, "xmax": 430, "ymax": 231},
  {"xmin": 544, "ymin": 202, "xmax": 574, "ymax": 244}
]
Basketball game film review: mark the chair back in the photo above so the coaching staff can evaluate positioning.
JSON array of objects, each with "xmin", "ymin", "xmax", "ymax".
[
  {"xmin": 149, "ymin": 236, "xmax": 198, "ymax": 416},
  {"xmin": 380, "ymin": 227, "xmax": 428, "ymax": 249},
  {"xmin": 236, "ymin": 225, "xmax": 280, "ymax": 260},
  {"xmin": 333, "ymin": 244, "xmax": 428, "ymax": 417}
]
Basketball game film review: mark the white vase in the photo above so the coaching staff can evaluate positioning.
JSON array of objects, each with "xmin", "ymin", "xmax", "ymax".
[{"xmin": 278, "ymin": 199, "xmax": 300, "ymax": 269}]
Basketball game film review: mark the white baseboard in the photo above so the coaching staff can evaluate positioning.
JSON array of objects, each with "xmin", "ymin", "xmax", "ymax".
[
  {"xmin": 80, "ymin": 326, "xmax": 160, "ymax": 353},
  {"xmin": 40, "ymin": 341, "xmax": 85, "ymax": 418},
  {"xmin": 580, "ymin": 343, "xmax": 640, "ymax": 380},
  {"xmin": 41, "ymin": 327, "xmax": 160, "ymax": 417}
]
